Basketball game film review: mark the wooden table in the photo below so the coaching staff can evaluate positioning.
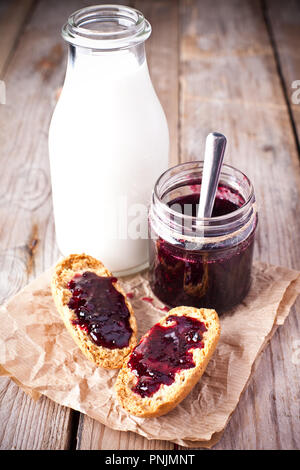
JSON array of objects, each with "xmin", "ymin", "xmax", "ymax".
[{"xmin": 0, "ymin": 0, "xmax": 299, "ymax": 450}]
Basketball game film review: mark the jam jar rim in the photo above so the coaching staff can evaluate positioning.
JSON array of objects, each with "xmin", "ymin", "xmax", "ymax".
[
  {"xmin": 62, "ymin": 4, "xmax": 152, "ymax": 50},
  {"xmin": 153, "ymin": 161, "xmax": 254, "ymax": 222},
  {"xmin": 151, "ymin": 161, "xmax": 257, "ymax": 243}
]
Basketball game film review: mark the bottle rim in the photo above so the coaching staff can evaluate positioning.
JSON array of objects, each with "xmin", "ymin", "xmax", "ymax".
[
  {"xmin": 62, "ymin": 4, "xmax": 151, "ymax": 50},
  {"xmin": 151, "ymin": 161, "xmax": 257, "ymax": 242}
]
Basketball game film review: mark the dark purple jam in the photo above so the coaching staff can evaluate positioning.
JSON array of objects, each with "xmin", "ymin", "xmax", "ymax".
[
  {"xmin": 149, "ymin": 186, "xmax": 256, "ymax": 313},
  {"xmin": 128, "ymin": 314, "xmax": 207, "ymax": 397},
  {"xmin": 67, "ymin": 271, "xmax": 132, "ymax": 349}
]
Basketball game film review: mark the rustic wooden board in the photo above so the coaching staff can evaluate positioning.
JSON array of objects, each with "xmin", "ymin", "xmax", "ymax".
[
  {"xmin": 77, "ymin": 415, "xmax": 174, "ymax": 450},
  {"xmin": 0, "ymin": 0, "xmax": 35, "ymax": 77},
  {"xmin": 139, "ymin": 0, "xmax": 180, "ymax": 166},
  {"xmin": 0, "ymin": 380, "xmax": 73, "ymax": 449},
  {"xmin": 0, "ymin": 0, "xmax": 88, "ymax": 450},
  {"xmin": 1, "ymin": 0, "xmax": 299, "ymax": 450},
  {"xmin": 75, "ymin": 0, "xmax": 179, "ymax": 450},
  {"xmin": 265, "ymin": 0, "xmax": 300, "ymax": 144},
  {"xmin": 179, "ymin": 0, "xmax": 300, "ymax": 449},
  {"xmin": 0, "ymin": 0, "xmax": 178, "ymax": 451}
]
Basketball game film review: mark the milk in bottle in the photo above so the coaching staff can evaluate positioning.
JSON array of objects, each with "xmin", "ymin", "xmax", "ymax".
[{"xmin": 49, "ymin": 5, "xmax": 169, "ymax": 274}]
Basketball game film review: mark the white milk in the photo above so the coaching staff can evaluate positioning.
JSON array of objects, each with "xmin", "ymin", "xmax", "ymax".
[{"xmin": 49, "ymin": 48, "xmax": 169, "ymax": 274}]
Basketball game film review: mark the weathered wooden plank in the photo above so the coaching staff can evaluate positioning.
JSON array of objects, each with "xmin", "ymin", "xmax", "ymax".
[
  {"xmin": 2, "ymin": 0, "xmax": 299, "ymax": 451},
  {"xmin": 76, "ymin": 0, "xmax": 179, "ymax": 450},
  {"xmin": 0, "ymin": 0, "xmax": 89, "ymax": 450},
  {"xmin": 179, "ymin": 0, "xmax": 300, "ymax": 449},
  {"xmin": 77, "ymin": 415, "xmax": 174, "ymax": 450},
  {"xmin": 0, "ymin": 379, "xmax": 72, "ymax": 449},
  {"xmin": 0, "ymin": 0, "xmax": 35, "ymax": 77},
  {"xmin": 265, "ymin": 0, "xmax": 300, "ymax": 147},
  {"xmin": 137, "ymin": 0, "xmax": 179, "ymax": 165}
]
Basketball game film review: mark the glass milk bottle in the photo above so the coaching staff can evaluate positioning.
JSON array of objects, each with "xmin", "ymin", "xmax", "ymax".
[{"xmin": 48, "ymin": 5, "xmax": 169, "ymax": 275}]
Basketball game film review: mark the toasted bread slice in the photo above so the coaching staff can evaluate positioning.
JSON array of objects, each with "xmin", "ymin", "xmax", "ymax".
[
  {"xmin": 115, "ymin": 306, "xmax": 220, "ymax": 417},
  {"xmin": 51, "ymin": 254, "xmax": 137, "ymax": 369}
]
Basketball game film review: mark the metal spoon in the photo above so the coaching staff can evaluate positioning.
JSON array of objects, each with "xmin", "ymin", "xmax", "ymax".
[{"xmin": 197, "ymin": 132, "xmax": 227, "ymax": 218}]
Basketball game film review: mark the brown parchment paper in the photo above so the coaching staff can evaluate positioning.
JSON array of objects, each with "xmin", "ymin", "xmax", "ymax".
[{"xmin": 0, "ymin": 261, "xmax": 299, "ymax": 448}]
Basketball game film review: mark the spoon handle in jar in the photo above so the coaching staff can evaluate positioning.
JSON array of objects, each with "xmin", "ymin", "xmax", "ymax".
[{"xmin": 197, "ymin": 132, "xmax": 227, "ymax": 219}]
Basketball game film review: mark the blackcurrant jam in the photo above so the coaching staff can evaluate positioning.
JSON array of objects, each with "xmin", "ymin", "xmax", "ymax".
[
  {"xmin": 148, "ymin": 162, "xmax": 257, "ymax": 313},
  {"xmin": 67, "ymin": 271, "xmax": 133, "ymax": 349},
  {"xmin": 128, "ymin": 314, "xmax": 207, "ymax": 397}
]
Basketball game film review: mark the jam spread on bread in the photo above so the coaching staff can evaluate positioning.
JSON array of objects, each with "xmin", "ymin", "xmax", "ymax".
[
  {"xmin": 67, "ymin": 272, "xmax": 132, "ymax": 349},
  {"xmin": 128, "ymin": 315, "xmax": 207, "ymax": 397}
]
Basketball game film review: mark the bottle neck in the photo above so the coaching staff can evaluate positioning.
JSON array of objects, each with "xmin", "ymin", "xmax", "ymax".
[
  {"xmin": 66, "ymin": 42, "xmax": 146, "ymax": 82},
  {"xmin": 62, "ymin": 5, "xmax": 151, "ymax": 50}
]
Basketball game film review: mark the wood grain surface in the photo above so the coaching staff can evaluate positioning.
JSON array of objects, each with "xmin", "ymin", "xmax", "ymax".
[
  {"xmin": 178, "ymin": 0, "xmax": 300, "ymax": 449},
  {"xmin": 0, "ymin": 0, "xmax": 77, "ymax": 450},
  {"xmin": 0, "ymin": 0, "xmax": 299, "ymax": 450},
  {"xmin": 265, "ymin": 0, "xmax": 300, "ymax": 147},
  {"xmin": 0, "ymin": 0, "xmax": 34, "ymax": 77}
]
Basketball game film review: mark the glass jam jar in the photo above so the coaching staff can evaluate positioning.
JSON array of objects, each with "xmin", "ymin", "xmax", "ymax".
[{"xmin": 148, "ymin": 162, "xmax": 258, "ymax": 313}]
